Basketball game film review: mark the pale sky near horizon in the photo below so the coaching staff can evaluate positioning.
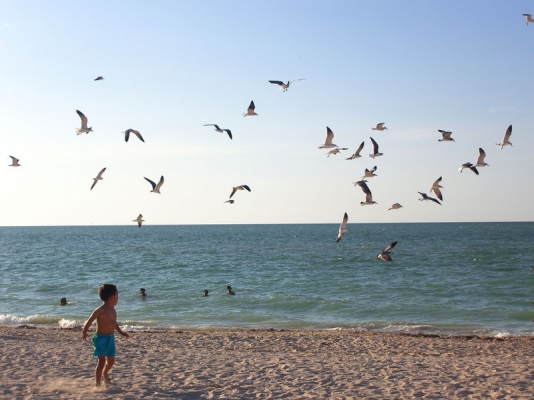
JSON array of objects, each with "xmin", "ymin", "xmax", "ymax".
[{"xmin": 1, "ymin": 1, "xmax": 533, "ymax": 226}]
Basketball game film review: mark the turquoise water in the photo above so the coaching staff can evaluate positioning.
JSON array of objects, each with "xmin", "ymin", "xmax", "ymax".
[{"xmin": 1, "ymin": 223, "xmax": 533, "ymax": 336}]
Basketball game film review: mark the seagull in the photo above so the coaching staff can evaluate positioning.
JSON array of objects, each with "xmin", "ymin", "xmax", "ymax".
[
  {"xmin": 372, "ymin": 123, "xmax": 388, "ymax": 131},
  {"xmin": 90, "ymin": 167, "xmax": 106, "ymax": 190},
  {"xmin": 362, "ymin": 166, "xmax": 378, "ymax": 178},
  {"xmin": 75, "ymin": 110, "xmax": 93, "ymax": 134},
  {"xmin": 326, "ymin": 148, "xmax": 348, "ymax": 157},
  {"xmin": 458, "ymin": 162, "xmax": 479, "ymax": 175},
  {"xmin": 388, "ymin": 203, "xmax": 403, "ymax": 211},
  {"xmin": 94, "ymin": 76, "xmax": 104, "ymax": 81},
  {"xmin": 346, "ymin": 141, "xmax": 365, "ymax": 160},
  {"xmin": 474, "ymin": 148, "xmax": 489, "ymax": 168},
  {"xmin": 318, "ymin": 126, "xmax": 339, "ymax": 149},
  {"xmin": 377, "ymin": 241, "xmax": 397, "ymax": 262},
  {"xmin": 144, "ymin": 176, "xmax": 164, "ymax": 193},
  {"xmin": 229, "ymin": 184, "xmax": 251, "ymax": 198},
  {"xmin": 336, "ymin": 212, "xmax": 349, "ymax": 242},
  {"xmin": 243, "ymin": 101, "xmax": 258, "ymax": 117},
  {"xmin": 268, "ymin": 79, "xmax": 304, "ymax": 92},
  {"xmin": 496, "ymin": 125, "xmax": 512, "ymax": 149},
  {"xmin": 133, "ymin": 214, "xmax": 144, "ymax": 228},
  {"xmin": 523, "ymin": 14, "xmax": 534, "ymax": 24},
  {"xmin": 369, "ymin": 137, "xmax": 383, "ymax": 158},
  {"xmin": 203, "ymin": 124, "xmax": 232, "ymax": 140},
  {"xmin": 224, "ymin": 199, "xmax": 235, "ymax": 204},
  {"xmin": 429, "ymin": 176, "xmax": 444, "ymax": 201},
  {"xmin": 418, "ymin": 191, "xmax": 442, "ymax": 205},
  {"xmin": 9, "ymin": 156, "xmax": 20, "ymax": 167},
  {"xmin": 438, "ymin": 130, "xmax": 455, "ymax": 142},
  {"xmin": 123, "ymin": 129, "xmax": 145, "ymax": 143},
  {"xmin": 355, "ymin": 180, "xmax": 377, "ymax": 206}
]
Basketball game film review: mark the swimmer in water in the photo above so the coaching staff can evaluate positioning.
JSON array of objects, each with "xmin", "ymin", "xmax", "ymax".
[{"xmin": 226, "ymin": 286, "xmax": 235, "ymax": 295}]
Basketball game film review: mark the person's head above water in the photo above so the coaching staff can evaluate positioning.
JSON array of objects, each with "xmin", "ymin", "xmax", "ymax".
[
  {"xmin": 60, "ymin": 297, "xmax": 67, "ymax": 305},
  {"xmin": 202, "ymin": 290, "xmax": 209, "ymax": 297}
]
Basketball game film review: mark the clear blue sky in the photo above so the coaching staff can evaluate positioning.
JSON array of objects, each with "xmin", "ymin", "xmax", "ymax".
[{"xmin": 1, "ymin": 1, "xmax": 533, "ymax": 225}]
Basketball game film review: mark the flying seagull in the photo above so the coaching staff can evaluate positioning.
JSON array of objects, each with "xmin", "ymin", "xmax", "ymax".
[
  {"xmin": 355, "ymin": 180, "xmax": 377, "ymax": 206},
  {"xmin": 133, "ymin": 214, "xmax": 144, "ymax": 227},
  {"xmin": 123, "ymin": 129, "xmax": 145, "ymax": 143},
  {"xmin": 346, "ymin": 141, "xmax": 365, "ymax": 160},
  {"xmin": 268, "ymin": 79, "xmax": 304, "ymax": 92},
  {"xmin": 474, "ymin": 148, "xmax": 489, "ymax": 168},
  {"xmin": 203, "ymin": 124, "xmax": 232, "ymax": 139},
  {"xmin": 523, "ymin": 14, "xmax": 534, "ymax": 24},
  {"xmin": 326, "ymin": 148, "xmax": 348, "ymax": 157},
  {"xmin": 336, "ymin": 212, "xmax": 349, "ymax": 242},
  {"xmin": 94, "ymin": 76, "xmax": 104, "ymax": 81},
  {"xmin": 75, "ymin": 110, "xmax": 93, "ymax": 134},
  {"xmin": 144, "ymin": 176, "xmax": 164, "ymax": 194},
  {"xmin": 9, "ymin": 156, "xmax": 20, "ymax": 167},
  {"xmin": 243, "ymin": 101, "xmax": 258, "ymax": 117},
  {"xmin": 388, "ymin": 203, "xmax": 403, "ymax": 211},
  {"xmin": 458, "ymin": 162, "xmax": 479, "ymax": 175},
  {"xmin": 418, "ymin": 191, "xmax": 442, "ymax": 205},
  {"xmin": 224, "ymin": 199, "xmax": 235, "ymax": 204},
  {"xmin": 496, "ymin": 125, "xmax": 512, "ymax": 149},
  {"xmin": 229, "ymin": 184, "xmax": 251, "ymax": 198},
  {"xmin": 362, "ymin": 166, "xmax": 378, "ymax": 178},
  {"xmin": 429, "ymin": 176, "xmax": 444, "ymax": 201},
  {"xmin": 438, "ymin": 130, "xmax": 455, "ymax": 142},
  {"xmin": 377, "ymin": 241, "xmax": 397, "ymax": 262},
  {"xmin": 90, "ymin": 167, "xmax": 106, "ymax": 190},
  {"xmin": 369, "ymin": 137, "xmax": 383, "ymax": 159},
  {"xmin": 318, "ymin": 126, "xmax": 339, "ymax": 149},
  {"xmin": 372, "ymin": 123, "xmax": 388, "ymax": 131}
]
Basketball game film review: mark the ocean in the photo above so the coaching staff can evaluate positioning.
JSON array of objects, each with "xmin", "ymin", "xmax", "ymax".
[{"xmin": 1, "ymin": 223, "xmax": 533, "ymax": 337}]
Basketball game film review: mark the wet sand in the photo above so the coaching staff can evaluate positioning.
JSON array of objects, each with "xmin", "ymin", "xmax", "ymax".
[{"xmin": 1, "ymin": 326, "xmax": 533, "ymax": 399}]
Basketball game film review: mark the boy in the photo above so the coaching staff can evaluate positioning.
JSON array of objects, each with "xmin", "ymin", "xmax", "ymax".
[{"xmin": 81, "ymin": 284, "xmax": 129, "ymax": 388}]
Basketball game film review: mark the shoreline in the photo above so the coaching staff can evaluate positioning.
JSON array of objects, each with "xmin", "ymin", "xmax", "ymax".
[{"xmin": 2, "ymin": 325, "xmax": 533, "ymax": 399}]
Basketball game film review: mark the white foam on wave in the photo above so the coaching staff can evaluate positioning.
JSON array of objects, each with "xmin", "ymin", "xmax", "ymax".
[
  {"xmin": 0, "ymin": 314, "xmax": 58, "ymax": 326},
  {"xmin": 58, "ymin": 318, "xmax": 82, "ymax": 328}
]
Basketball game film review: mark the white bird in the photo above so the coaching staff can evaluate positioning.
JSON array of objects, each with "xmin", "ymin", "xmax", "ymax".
[
  {"xmin": 243, "ymin": 101, "xmax": 258, "ymax": 117},
  {"xmin": 388, "ymin": 203, "xmax": 403, "ymax": 211},
  {"xmin": 372, "ymin": 122, "xmax": 388, "ymax": 131},
  {"xmin": 336, "ymin": 212, "xmax": 349, "ymax": 242},
  {"xmin": 144, "ymin": 176, "xmax": 164, "ymax": 193},
  {"xmin": 438, "ymin": 130, "xmax": 455, "ymax": 142},
  {"xmin": 496, "ymin": 125, "xmax": 512, "ymax": 149},
  {"xmin": 133, "ymin": 214, "xmax": 144, "ymax": 228},
  {"xmin": 90, "ymin": 167, "xmax": 106, "ymax": 190},
  {"xmin": 123, "ymin": 129, "xmax": 145, "ymax": 143},
  {"xmin": 418, "ymin": 191, "xmax": 441, "ymax": 205},
  {"xmin": 369, "ymin": 137, "xmax": 383, "ymax": 158},
  {"xmin": 224, "ymin": 199, "xmax": 235, "ymax": 204},
  {"xmin": 346, "ymin": 141, "xmax": 365, "ymax": 160},
  {"xmin": 318, "ymin": 126, "xmax": 339, "ymax": 149},
  {"xmin": 377, "ymin": 241, "xmax": 397, "ymax": 262},
  {"xmin": 523, "ymin": 14, "xmax": 534, "ymax": 24},
  {"xmin": 355, "ymin": 180, "xmax": 377, "ymax": 206},
  {"xmin": 474, "ymin": 148, "xmax": 489, "ymax": 168},
  {"xmin": 75, "ymin": 110, "xmax": 93, "ymax": 134},
  {"xmin": 326, "ymin": 148, "xmax": 348, "ymax": 157},
  {"xmin": 9, "ymin": 156, "xmax": 20, "ymax": 167},
  {"xmin": 229, "ymin": 184, "xmax": 251, "ymax": 198},
  {"xmin": 362, "ymin": 166, "xmax": 378, "ymax": 178},
  {"xmin": 203, "ymin": 124, "xmax": 232, "ymax": 140},
  {"xmin": 458, "ymin": 162, "xmax": 479, "ymax": 175},
  {"xmin": 429, "ymin": 176, "xmax": 444, "ymax": 201},
  {"xmin": 268, "ymin": 79, "xmax": 304, "ymax": 92},
  {"xmin": 94, "ymin": 76, "xmax": 104, "ymax": 81}
]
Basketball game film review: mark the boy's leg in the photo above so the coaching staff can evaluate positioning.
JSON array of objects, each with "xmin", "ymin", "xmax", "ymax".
[
  {"xmin": 95, "ymin": 355, "xmax": 106, "ymax": 386},
  {"xmin": 103, "ymin": 356, "xmax": 115, "ymax": 382}
]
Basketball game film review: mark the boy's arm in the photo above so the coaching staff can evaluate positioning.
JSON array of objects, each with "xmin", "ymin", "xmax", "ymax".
[
  {"xmin": 81, "ymin": 308, "xmax": 102, "ymax": 341},
  {"xmin": 115, "ymin": 323, "xmax": 129, "ymax": 339}
]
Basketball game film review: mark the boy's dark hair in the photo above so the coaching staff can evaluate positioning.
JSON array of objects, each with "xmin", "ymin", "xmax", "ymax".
[{"xmin": 98, "ymin": 284, "xmax": 117, "ymax": 301}]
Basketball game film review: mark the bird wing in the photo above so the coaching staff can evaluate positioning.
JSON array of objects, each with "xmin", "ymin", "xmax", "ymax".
[
  {"xmin": 380, "ymin": 253, "xmax": 393, "ymax": 262},
  {"xmin": 269, "ymin": 80, "xmax": 284, "ymax": 85},
  {"xmin": 358, "ymin": 181, "xmax": 372, "ymax": 195},
  {"xmin": 477, "ymin": 148, "xmax": 486, "ymax": 164},
  {"xmin": 96, "ymin": 167, "xmax": 106, "ymax": 179},
  {"xmin": 469, "ymin": 166, "xmax": 479, "ymax": 175},
  {"xmin": 365, "ymin": 192, "xmax": 373, "ymax": 203},
  {"xmin": 325, "ymin": 127, "xmax": 334, "ymax": 145},
  {"xmin": 384, "ymin": 241, "xmax": 397, "ymax": 252},
  {"xmin": 433, "ymin": 187, "xmax": 443, "ymax": 201},
  {"xmin": 354, "ymin": 141, "xmax": 364, "ymax": 156},
  {"xmin": 377, "ymin": 123, "xmax": 385, "ymax": 128},
  {"xmin": 336, "ymin": 212, "xmax": 349, "ymax": 242},
  {"xmin": 223, "ymin": 129, "xmax": 232, "ymax": 139},
  {"xmin": 155, "ymin": 176, "xmax": 164, "ymax": 190},
  {"xmin": 503, "ymin": 125, "xmax": 512, "ymax": 141},
  {"xmin": 76, "ymin": 110, "xmax": 88, "ymax": 128},
  {"xmin": 10, "ymin": 156, "xmax": 19, "ymax": 163},
  {"xmin": 370, "ymin": 137, "xmax": 379, "ymax": 153},
  {"xmin": 90, "ymin": 181, "xmax": 97, "ymax": 190},
  {"xmin": 124, "ymin": 129, "xmax": 131, "ymax": 142},
  {"xmin": 249, "ymin": 101, "xmax": 255, "ymax": 111},
  {"xmin": 131, "ymin": 130, "xmax": 145, "ymax": 142},
  {"xmin": 241, "ymin": 185, "xmax": 251, "ymax": 192},
  {"xmin": 144, "ymin": 177, "xmax": 156, "ymax": 190},
  {"xmin": 229, "ymin": 188, "xmax": 238, "ymax": 198},
  {"xmin": 370, "ymin": 166, "xmax": 377, "ymax": 173},
  {"xmin": 429, "ymin": 196, "xmax": 442, "ymax": 205}
]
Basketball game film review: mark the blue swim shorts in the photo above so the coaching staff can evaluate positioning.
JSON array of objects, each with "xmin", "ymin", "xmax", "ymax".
[{"xmin": 92, "ymin": 333, "xmax": 116, "ymax": 358}]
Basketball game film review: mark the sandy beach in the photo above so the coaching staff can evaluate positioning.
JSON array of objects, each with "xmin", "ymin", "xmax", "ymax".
[{"xmin": 1, "ymin": 326, "xmax": 533, "ymax": 399}]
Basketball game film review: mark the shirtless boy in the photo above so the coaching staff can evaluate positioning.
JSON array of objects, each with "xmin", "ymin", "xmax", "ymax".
[{"xmin": 81, "ymin": 284, "xmax": 129, "ymax": 388}]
